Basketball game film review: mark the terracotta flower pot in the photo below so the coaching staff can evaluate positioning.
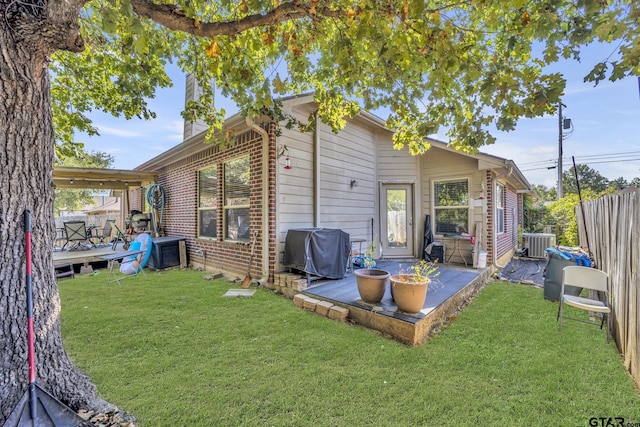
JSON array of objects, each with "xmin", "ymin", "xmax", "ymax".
[
  {"xmin": 354, "ymin": 268, "xmax": 390, "ymax": 304},
  {"xmin": 390, "ymin": 274, "xmax": 429, "ymax": 314}
]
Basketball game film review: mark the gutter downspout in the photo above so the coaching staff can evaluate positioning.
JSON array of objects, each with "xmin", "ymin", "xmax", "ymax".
[
  {"xmin": 314, "ymin": 110, "xmax": 320, "ymax": 227},
  {"xmin": 492, "ymin": 165, "xmax": 513, "ymax": 269},
  {"xmin": 247, "ymin": 116, "xmax": 270, "ymax": 286}
]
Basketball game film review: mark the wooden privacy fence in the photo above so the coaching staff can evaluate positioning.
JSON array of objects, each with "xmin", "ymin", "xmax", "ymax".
[
  {"xmin": 54, "ymin": 214, "xmax": 119, "ymax": 230},
  {"xmin": 576, "ymin": 188, "xmax": 639, "ymax": 388}
]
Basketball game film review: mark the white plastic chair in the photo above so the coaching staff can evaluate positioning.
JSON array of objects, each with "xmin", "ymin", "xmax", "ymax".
[{"xmin": 557, "ymin": 265, "xmax": 611, "ymax": 342}]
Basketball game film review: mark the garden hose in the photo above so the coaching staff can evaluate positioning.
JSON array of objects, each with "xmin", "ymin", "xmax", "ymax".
[{"xmin": 146, "ymin": 184, "xmax": 166, "ymax": 236}]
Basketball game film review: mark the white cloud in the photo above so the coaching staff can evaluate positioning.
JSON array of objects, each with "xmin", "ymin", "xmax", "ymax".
[
  {"xmin": 96, "ymin": 124, "xmax": 144, "ymax": 138},
  {"xmin": 163, "ymin": 120, "xmax": 185, "ymax": 141}
]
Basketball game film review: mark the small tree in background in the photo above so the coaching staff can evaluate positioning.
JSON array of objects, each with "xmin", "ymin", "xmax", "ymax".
[
  {"xmin": 527, "ymin": 166, "xmax": 640, "ymax": 242},
  {"xmin": 544, "ymin": 194, "xmax": 582, "ymax": 246},
  {"xmin": 523, "ymin": 192, "xmax": 546, "ymax": 233},
  {"xmin": 563, "ymin": 164, "xmax": 610, "ymax": 195},
  {"xmin": 54, "ymin": 152, "xmax": 114, "ymax": 216}
]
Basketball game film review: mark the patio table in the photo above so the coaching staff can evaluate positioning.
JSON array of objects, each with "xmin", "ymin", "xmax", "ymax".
[{"xmin": 443, "ymin": 233, "xmax": 472, "ymax": 267}]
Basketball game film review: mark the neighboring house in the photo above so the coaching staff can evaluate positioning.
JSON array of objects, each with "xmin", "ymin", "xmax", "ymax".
[
  {"xmin": 85, "ymin": 195, "xmax": 121, "ymax": 215},
  {"xmin": 132, "ymin": 84, "xmax": 532, "ymax": 282},
  {"xmin": 58, "ymin": 195, "xmax": 120, "ymax": 216}
]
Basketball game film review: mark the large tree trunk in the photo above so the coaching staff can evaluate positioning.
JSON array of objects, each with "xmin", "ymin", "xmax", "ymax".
[{"xmin": 0, "ymin": 0, "xmax": 108, "ymax": 422}]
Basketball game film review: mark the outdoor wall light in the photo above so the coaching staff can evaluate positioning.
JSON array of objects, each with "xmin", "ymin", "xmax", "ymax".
[{"xmin": 350, "ymin": 179, "xmax": 358, "ymax": 188}]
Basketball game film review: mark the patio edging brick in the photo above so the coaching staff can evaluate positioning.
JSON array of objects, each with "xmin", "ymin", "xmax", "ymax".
[{"xmin": 275, "ymin": 273, "xmax": 350, "ymax": 322}]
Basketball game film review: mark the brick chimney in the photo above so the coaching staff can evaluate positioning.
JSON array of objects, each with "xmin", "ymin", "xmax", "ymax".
[{"xmin": 183, "ymin": 73, "xmax": 210, "ymax": 141}]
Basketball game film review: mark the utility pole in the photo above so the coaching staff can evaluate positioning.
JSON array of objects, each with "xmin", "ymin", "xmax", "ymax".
[
  {"xmin": 557, "ymin": 102, "xmax": 573, "ymax": 200},
  {"xmin": 557, "ymin": 102, "xmax": 563, "ymax": 200}
]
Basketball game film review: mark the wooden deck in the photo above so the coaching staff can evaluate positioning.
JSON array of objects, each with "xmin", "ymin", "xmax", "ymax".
[
  {"xmin": 53, "ymin": 243, "xmax": 129, "ymax": 271},
  {"xmin": 303, "ymin": 261, "xmax": 492, "ymax": 346}
]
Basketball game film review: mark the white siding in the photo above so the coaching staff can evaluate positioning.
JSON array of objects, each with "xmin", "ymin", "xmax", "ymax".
[
  {"xmin": 420, "ymin": 148, "xmax": 485, "ymax": 264},
  {"xmin": 275, "ymin": 111, "xmax": 379, "ymax": 270},
  {"xmin": 274, "ymin": 104, "xmax": 511, "ymax": 269},
  {"xmin": 317, "ymin": 119, "xmax": 376, "ymax": 236},
  {"xmin": 376, "ymin": 136, "xmax": 419, "ymax": 183}
]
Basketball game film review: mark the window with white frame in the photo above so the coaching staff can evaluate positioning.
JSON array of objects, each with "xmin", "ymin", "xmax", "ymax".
[
  {"xmin": 496, "ymin": 183, "xmax": 505, "ymax": 234},
  {"xmin": 198, "ymin": 165, "xmax": 218, "ymax": 239},
  {"xmin": 434, "ymin": 179, "xmax": 469, "ymax": 234},
  {"xmin": 224, "ymin": 156, "xmax": 250, "ymax": 241}
]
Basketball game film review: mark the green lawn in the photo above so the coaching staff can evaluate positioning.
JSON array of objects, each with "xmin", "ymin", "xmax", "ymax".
[{"xmin": 59, "ymin": 269, "xmax": 640, "ymax": 426}]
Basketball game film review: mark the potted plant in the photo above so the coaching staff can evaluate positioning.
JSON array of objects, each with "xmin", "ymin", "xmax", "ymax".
[
  {"xmin": 353, "ymin": 242, "xmax": 390, "ymax": 304},
  {"xmin": 390, "ymin": 260, "xmax": 439, "ymax": 314}
]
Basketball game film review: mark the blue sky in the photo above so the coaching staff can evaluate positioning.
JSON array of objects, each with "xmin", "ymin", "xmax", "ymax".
[{"xmin": 79, "ymin": 42, "xmax": 639, "ymax": 188}]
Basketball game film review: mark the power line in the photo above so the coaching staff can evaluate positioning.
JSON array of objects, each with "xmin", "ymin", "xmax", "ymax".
[
  {"xmin": 573, "ymin": 150, "xmax": 640, "ymax": 160},
  {"xmin": 518, "ymin": 159, "xmax": 558, "ymax": 166},
  {"xmin": 573, "ymin": 157, "xmax": 640, "ymax": 166},
  {"xmin": 520, "ymin": 157, "xmax": 640, "ymax": 172},
  {"xmin": 518, "ymin": 150, "xmax": 640, "ymax": 167}
]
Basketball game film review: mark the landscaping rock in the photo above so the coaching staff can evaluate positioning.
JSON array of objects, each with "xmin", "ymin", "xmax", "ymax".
[
  {"xmin": 303, "ymin": 297, "xmax": 319, "ymax": 311},
  {"xmin": 293, "ymin": 294, "xmax": 308, "ymax": 308},
  {"xmin": 315, "ymin": 301, "xmax": 333, "ymax": 316},
  {"xmin": 328, "ymin": 306, "xmax": 349, "ymax": 322}
]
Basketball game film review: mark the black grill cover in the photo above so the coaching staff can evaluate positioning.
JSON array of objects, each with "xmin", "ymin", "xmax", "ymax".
[
  {"xmin": 422, "ymin": 214, "xmax": 434, "ymax": 261},
  {"xmin": 283, "ymin": 228, "xmax": 350, "ymax": 279}
]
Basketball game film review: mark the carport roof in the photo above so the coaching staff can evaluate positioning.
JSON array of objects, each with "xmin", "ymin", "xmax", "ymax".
[{"xmin": 53, "ymin": 166, "xmax": 157, "ymax": 190}]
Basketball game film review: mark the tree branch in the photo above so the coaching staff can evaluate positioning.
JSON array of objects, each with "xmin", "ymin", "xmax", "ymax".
[{"xmin": 129, "ymin": 0, "xmax": 341, "ymax": 37}]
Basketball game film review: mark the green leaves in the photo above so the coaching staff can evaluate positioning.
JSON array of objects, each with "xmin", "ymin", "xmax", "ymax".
[
  {"xmin": 101, "ymin": 7, "xmax": 119, "ymax": 34},
  {"xmin": 584, "ymin": 62, "xmax": 609, "ymax": 85},
  {"xmin": 51, "ymin": 0, "xmax": 640, "ymax": 155}
]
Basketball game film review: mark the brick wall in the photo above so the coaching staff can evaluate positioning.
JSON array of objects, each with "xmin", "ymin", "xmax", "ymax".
[
  {"xmin": 128, "ymin": 126, "xmax": 277, "ymax": 281},
  {"xmin": 517, "ymin": 193, "xmax": 524, "ymax": 230},
  {"xmin": 129, "ymin": 188, "xmax": 144, "ymax": 213},
  {"xmin": 267, "ymin": 122, "xmax": 278, "ymax": 282},
  {"xmin": 485, "ymin": 171, "xmax": 493, "ymax": 262},
  {"xmin": 495, "ymin": 182, "xmax": 518, "ymax": 261},
  {"xmin": 486, "ymin": 170, "xmax": 521, "ymax": 264}
]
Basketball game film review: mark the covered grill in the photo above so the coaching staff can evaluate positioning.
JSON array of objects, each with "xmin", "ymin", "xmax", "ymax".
[{"xmin": 283, "ymin": 228, "xmax": 350, "ymax": 279}]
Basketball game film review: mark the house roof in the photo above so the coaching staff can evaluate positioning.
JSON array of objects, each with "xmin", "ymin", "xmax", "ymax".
[
  {"xmin": 53, "ymin": 166, "xmax": 157, "ymax": 190},
  {"xmin": 426, "ymin": 140, "xmax": 532, "ymax": 192},
  {"xmin": 85, "ymin": 198, "xmax": 121, "ymax": 214},
  {"xmin": 135, "ymin": 114, "xmax": 248, "ymax": 172},
  {"xmin": 134, "ymin": 95, "xmax": 532, "ymax": 192}
]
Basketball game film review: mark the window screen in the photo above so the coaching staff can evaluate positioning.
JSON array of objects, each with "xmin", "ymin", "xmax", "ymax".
[
  {"xmin": 224, "ymin": 156, "xmax": 250, "ymax": 241},
  {"xmin": 496, "ymin": 184, "xmax": 505, "ymax": 234},
  {"xmin": 434, "ymin": 179, "xmax": 469, "ymax": 234},
  {"xmin": 198, "ymin": 165, "xmax": 218, "ymax": 238}
]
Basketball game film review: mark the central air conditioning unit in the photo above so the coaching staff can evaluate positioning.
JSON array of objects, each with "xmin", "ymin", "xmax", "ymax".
[{"xmin": 522, "ymin": 233, "xmax": 557, "ymax": 258}]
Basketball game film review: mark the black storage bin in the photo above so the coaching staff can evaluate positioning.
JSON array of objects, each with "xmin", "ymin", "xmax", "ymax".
[
  {"xmin": 543, "ymin": 250, "xmax": 582, "ymax": 301},
  {"xmin": 147, "ymin": 236, "xmax": 186, "ymax": 270},
  {"xmin": 428, "ymin": 242, "xmax": 446, "ymax": 264}
]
